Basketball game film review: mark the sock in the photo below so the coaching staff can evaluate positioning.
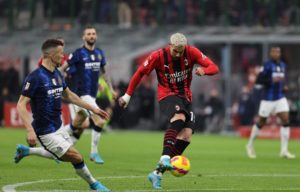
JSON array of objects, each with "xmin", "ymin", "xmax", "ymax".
[
  {"xmin": 172, "ymin": 139, "xmax": 190, "ymax": 157},
  {"xmin": 90, "ymin": 119, "xmax": 103, "ymax": 154},
  {"xmin": 280, "ymin": 126, "xmax": 290, "ymax": 154},
  {"xmin": 155, "ymin": 155, "xmax": 170, "ymax": 175},
  {"xmin": 247, "ymin": 124, "xmax": 260, "ymax": 147},
  {"xmin": 162, "ymin": 128, "xmax": 178, "ymax": 156},
  {"xmin": 73, "ymin": 161, "xmax": 97, "ymax": 185},
  {"xmin": 29, "ymin": 147, "xmax": 56, "ymax": 159},
  {"xmin": 162, "ymin": 120, "xmax": 185, "ymax": 156}
]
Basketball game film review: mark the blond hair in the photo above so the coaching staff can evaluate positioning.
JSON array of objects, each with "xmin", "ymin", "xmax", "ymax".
[{"xmin": 170, "ymin": 33, "xmax": 187, "ymax": 47}]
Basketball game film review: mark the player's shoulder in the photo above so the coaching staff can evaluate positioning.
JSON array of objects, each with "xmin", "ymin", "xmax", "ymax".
[{"xmin": 147, "ymin": 49, "xmax": 162, "ymax": 60}]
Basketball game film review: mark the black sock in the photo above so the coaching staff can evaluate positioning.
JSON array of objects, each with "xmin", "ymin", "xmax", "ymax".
[
  {"xmin": 90, "ymin": 118, "xmax": 103, "ymax": 132},
  {"xmin": 71, "ymin": 124, "xmax": 83, "ymax": 139},
  {"xmin": 173, "ymin": 139, "xmax": 190, "ymax": 156},
  {"xmin": 162, "ymin": 120, "xmax": 185, "ymax": 156}
]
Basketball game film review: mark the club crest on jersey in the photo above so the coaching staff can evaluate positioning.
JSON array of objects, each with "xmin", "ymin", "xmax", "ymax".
[
  {"xmin": 276, "ymin": 66, "xmax": 281, "ymax": 72},
  {"xmin": 175, "ymin": 105, "xmax": 180, "ymax": 111},
  {"xmin": 24, "ymin": 82, "xmax": 30, "ymax": 90},
  {"xmin": 184, "ymin": 58, "xmax": 188, "ymax": 66},
  {"xmin": 52, "ymin": 78, "xmax": 57, "ymax": 86},
  {"xmin": 90, "ymin": 54, "xmax": 95, "ymax": 61}
]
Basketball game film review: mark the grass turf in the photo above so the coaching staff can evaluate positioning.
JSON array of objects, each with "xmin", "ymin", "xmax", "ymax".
[{"xmin": 1, "ymin": 128, "xmax": 300, "ymax": 191}]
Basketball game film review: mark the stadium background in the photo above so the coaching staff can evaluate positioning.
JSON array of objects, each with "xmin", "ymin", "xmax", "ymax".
[
  {"xmin": 1, "ymin": 1, "xmax": 300, "ymax": 191},
  {"xmin": 0, "ymin": 0, "xmax": 299, "ymax": 133}
]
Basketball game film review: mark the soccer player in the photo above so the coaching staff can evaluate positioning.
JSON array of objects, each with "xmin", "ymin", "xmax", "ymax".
[
  {"xmin": 64, "ymin": 26, "xmax": 116, "ymax": 164},
  {"xmin": 118, "ymin": 33, "xmax": 219, "ymax": 189},
  {"xmin": 246, "ymin": 46, "xmax": 295, "ymax": 159},
  {"xmin": 14, "ymin": 39, "xmax": 110, "ymax": 191}
]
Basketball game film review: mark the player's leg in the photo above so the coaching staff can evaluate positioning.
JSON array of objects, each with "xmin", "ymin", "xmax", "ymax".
[
  {"xmin": 246, "ymin": 116, "xmax": 267, "ymax": 159},
  {"xmin": 14, "ymin": 144, "xmax": 57, "ymax": 163},
  {"xmin": 148, "ymin": 96, "xmax": 188, "ymax": 189},
  {"xmin": 90, "ymin": 114, "xmax": 106, "ymax": 164},
  {"xmin": 70, "ymin": 111, "xmax": 89, "ymax": 143},
  {"xmin": 172, "ymin": 106, "xmax": 195, "ymax": 157},
  {"xmin": 41, "ymin": 128, "xmax": 109, "ymax": 191},
  {"xmin": 246, "ymin": 100, "xmax": 270, "ymax": 158},
  {"xmin": 60, "ymin": 147, "xmax": 109, "ymax": 191},
  {"xmin": 275, "ymin": 98, "xmax": 295, "ymax": 159}
]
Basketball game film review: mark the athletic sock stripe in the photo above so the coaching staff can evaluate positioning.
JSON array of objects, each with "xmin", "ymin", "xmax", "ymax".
[{"xmin": 164, "ymin": 136, "xmax": 177, "ymax": 141}]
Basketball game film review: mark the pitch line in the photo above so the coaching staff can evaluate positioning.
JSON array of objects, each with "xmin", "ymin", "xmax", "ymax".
[{"xmin": 3, "ymin": 174, "xmax": 300, "ymax": 192}]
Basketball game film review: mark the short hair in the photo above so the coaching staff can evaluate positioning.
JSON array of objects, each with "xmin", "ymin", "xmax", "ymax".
[
  {"xmin": 170, "ymin": 33, "xmax": 187, "ymax": 47},
  {"xmin": 83, "ymin": 25, "xmax": 96, "ymax": 35},
  {"xmin": 41, "ymin": 39, "xmax": 64, "ymax": 55},
  {"xmin": 270, "ymin": 45, "xmax": 281, "ymax": 50}
]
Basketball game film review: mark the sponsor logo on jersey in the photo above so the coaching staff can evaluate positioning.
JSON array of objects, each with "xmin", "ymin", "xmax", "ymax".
[
  {"xmin": 24, "ymin": 82, "xmax": 30, "ymax": 90},
  {"xmin": 85, "ymin": 62, "xmax": 101, "ymax": 71},
  {"xmin": 47, "ymin": 87, "xmax": 63, "ymax": 98},
  {"xmin": 165, "ymin": 68, "xmax": 191, "ymax": 83}
]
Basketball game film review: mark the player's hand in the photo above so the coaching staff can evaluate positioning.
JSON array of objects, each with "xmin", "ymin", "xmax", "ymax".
[
  {"xmin": 27, "ymin": 130, "xmax": 37, "ymax": 147},
  {"xmin": 195, "ymin": 67, "xmax": 205, "ymax": 76},
  {"xmin": 91, "ymin": 107, "xmax": 110, "ymax": 120},
  {"xmin": 118, "ymin": 94, "xmax": 131, "ymax": 108},
  {"xmin": 283, "ymin": 85, "xmax": 289, "ymax": 92}
]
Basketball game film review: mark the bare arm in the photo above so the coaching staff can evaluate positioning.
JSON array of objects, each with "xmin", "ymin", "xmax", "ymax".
[
  {"xmin": 17, "ymin": 95, "xmax": 37, "ymax": 146},
  {"xmin": 62, "ymin": 87, "xmax": 109, "ymax": 119},
  {"xmin": 101, "ymin": 66, "xmax": 117, "ymax": 99}
]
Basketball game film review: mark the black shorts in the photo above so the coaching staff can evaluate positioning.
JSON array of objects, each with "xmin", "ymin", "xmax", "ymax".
[
  {"xmin": 96, "ymin": 97, "xmax": 111, "ymax": 109},
  {"xmin": 159, "ymin": 95, "xmax": 196, "ymax": 131}
]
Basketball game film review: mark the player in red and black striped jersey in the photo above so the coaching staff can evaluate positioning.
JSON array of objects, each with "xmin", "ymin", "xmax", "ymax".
[{"xmin": 119, "ymin": 33, "xmax": 219, "ymax": 189}]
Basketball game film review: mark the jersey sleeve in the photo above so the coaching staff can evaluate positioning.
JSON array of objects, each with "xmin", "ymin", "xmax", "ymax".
[
  {"xmin": 256, "ymin": 62, "xmax": 272, "ymax": 86},
  {"xmin": 190, "ymin": 46, "xmax": 219, "ymax": 75},
  {"xmin": 139, "ymin": 51, "xmax": 159, "ymax": 75},
  {"xmin": 21, "ymin": 74, "xmax": 39, "ymax": 98},
  {"xmin": 100, "ymin": 50, "xmax": 107, "ymax": 67},
  {"xmin": 126, "ymin": 51, "xmax": 159, "ymax": 96},
  {"xmin": 66, "ymin": 50, "xmax": 80, "ymax": 75}
]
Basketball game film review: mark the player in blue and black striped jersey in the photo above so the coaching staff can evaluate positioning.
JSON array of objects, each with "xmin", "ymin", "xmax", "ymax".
[
  {"xmin": 62, "ymin": 26, "xmax": 116, "ymax": 164},
  {"xmin": 246, "ymin": 46, "xmax": 295, "ymax": 159},
  {"xmin": 14, "ymin": 39, "xmax": 110, "ymax": 191}
]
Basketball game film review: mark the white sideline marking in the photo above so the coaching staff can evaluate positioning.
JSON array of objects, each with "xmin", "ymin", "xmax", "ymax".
[{"xmin": 3, "ymin": 174, "xmax": 300, "ymax": 192}]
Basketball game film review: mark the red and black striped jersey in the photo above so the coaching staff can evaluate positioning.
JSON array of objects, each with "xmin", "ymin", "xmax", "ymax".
[{"xmin": 126, "ymin": 45, "xmax": 219, "ymax": 102}]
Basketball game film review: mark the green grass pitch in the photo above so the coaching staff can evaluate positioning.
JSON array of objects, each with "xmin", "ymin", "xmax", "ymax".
[{"xmin": 1, "ymin": 128, "xmax": 300, "ymax": 191}]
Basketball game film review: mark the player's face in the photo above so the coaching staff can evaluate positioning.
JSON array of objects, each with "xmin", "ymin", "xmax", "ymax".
[
  {"xmin": 170, "ymin": 44, "xmax": 185, "ymax": 60},
  {"xmin": 270, "ymin": 47, "xmax": 281, "ymax": 61},
  {"xmin": 50, "ymin": 46, "xmax": 64, "ymax": 67},
  {"xmin": 83, "ymin": 28, "xmax": 97, "ymax": 46}
]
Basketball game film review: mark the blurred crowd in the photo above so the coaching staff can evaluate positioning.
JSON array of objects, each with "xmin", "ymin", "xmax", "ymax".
[{"xmin": 1, "ymin": 0, "xmax": 300, "ymax": 31}]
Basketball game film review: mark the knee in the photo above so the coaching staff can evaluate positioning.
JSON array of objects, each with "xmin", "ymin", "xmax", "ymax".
[
  {"xmin": 71, "ymin": 153, "xmax": 83, "ymax": 164},
  {"xmin": 177, "ymin": 128, "xmax": 193, "ymax": 142},
  {"xmin": 170, "ymin": 113, "xmax": 186, "ymax": 123}
]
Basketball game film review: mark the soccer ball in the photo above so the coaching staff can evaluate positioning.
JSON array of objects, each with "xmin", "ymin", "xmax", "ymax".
[{"xmin": 170, "ymin": 156, "xmax": 191, "ymax": 177}]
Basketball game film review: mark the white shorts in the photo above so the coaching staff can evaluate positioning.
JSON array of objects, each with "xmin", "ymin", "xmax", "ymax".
[
  {"xmin": 258, "ymin": 97, "xmax": 289, "ymax": 117},
  {"xmin": 38, "ymin": 127, "xmax": 73, "ymax": 158},
  {"xmin": 70, "ymin": 95, "xmax": 98, "ymax": 118}
]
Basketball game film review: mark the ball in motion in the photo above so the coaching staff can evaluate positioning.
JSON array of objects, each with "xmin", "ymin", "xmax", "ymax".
[{"xmin": 170, "ymin": 156, "xmax": 191, "ymax": 177}]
